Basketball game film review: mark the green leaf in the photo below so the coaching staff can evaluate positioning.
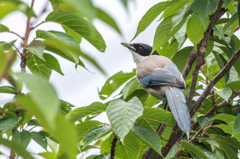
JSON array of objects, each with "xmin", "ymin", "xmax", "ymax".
[
  {"xmin": 66, "ymin": 102, "xmax": 106, "ymax": 123},
  {"xmin": 215, "ymin": 87, "xmax": 232, "ymax": 101},
  {"xmin": 156, "ymin": 40, "xmax": 179, "ymax": 58},
  {"xmin": 76, "ymin": 120, "xmax": 102, "ymax": 142},
  {"xmin": 153, "ymin": 13, "xmax": 189, "ymax": 51},
  {"xmin": 213, "ymin": 135, "xmax": 240, "ymax": 159},
  {"xmin": 198, "ymin": 116, "xmax": 213, "ymax": 129},
  {"xmin": 43, "ymin": 53, "xmax": 64, "ymax": 75},
  {"xmin": 0, "ymin": 0, "xmax": 35, "ymax": 20},
  {"xmin": 36, "ymin": 30, "xmax": 81, "ymax": 64},
  {"xmin": 227, "ymin": 81, "xmax": 240, "ymax": 91},
  {"xmin": 181, "ymin": 141, "xmax": 208, "ymax": 159},
  {"xmin": 166, "ymin": 144, "xmax": 179, "ymax": 159},
  {"xmin": 106, "ymin": 97, "xmax": 143, "ymax": 142},
  {"xmin": 131, "ymin": 1, "xmax": 175, "ymax": 41},
  {"xmin": 187, "ymin": 14, "xmax": 205, "ymax": 47},
  {"xmin": 83, "ymin": 125, "xmax": 111, "ymax": 149},
  {"xmin": 216, "ymin": 124, "xmax": 233, "ymax": 135},
  {"xmin": 172, "ymin": 46, "xmax": 194, "ymax": 72},
  {"xmin": 192, "ymin": 0, "xmax": 218, "ymax": 26},
  {"xmin": 39, "ymin": 152, "xmax": 56, "ymax": 159},
  {"xmin": 238, "ymin": 3, "xmax": 240, "ymax": 27},
  {"xmin": 46, "ymin": 11, "xmax": 106, "ymax": 52},
  {"xmin": 233, "ymin": 114, "xmax": 240, "ymax": 136},
  {"xmin": 223, "ymin": 13, "xmax": 238, "ymax": 33},
  {"xmin": 213, "ymin": 26, "xmax": 224, "ymax": 38},
  {"xmin": 16, "ymin": 73, "xmax": 59, "ymax": 126},
  {"xmin": 0, "ymin": 24, "xmax": 9, "ymax": 32},
  {"xmin": 115, "ymin": 131, "xmax": 141, "ymax": 159},
  {"xmin": 132, "ymin": 124, "xmax": 162, "ymax": 155},
  {"xmin": 122, "ymin": 78, "xmax": 140, "ymax": 99},
  {"xmin": 201, "ymin": 148, "xmax": 219, "ymax": 159},
  {"xmin": 12, "ymin": 129, "xmax": 31, "ymax": 149},
  {"xmin": 96, "ymin": 8, "xmax": 121, "ymax": 34},
  {"xmin": 31, "ymin": 132, "xmax": 47, "ymax": 150},
  {"xmin": 214, "ymin": 114, "xmax": 235, "ymax": 124},
  {"xmin": 27, "ymin": 55, "xmax": 52, "ymax": 79},
  {"xmin": 26, "ymin": 41, "xmax": 45, "ymax": 60},
  {"xmin": 136, "ymin": 108, "xmax": 176, "ymax": 130},
  {"xmin": 0, "ymin": 117, "xmax": 18, "ymax": 133},
  {"xmin": 212, "ymin": 51, "xmax": 229, "ymax": 85},
  {"xmin": 98, "ymin": 69, "xmax": 136, "ymax": 100},
  {"xmin": 63, "ymin": 26, "xmax": 82, "ymax": 44},
  {"xmin": 174, "ymin": 21, "xmax": 187, "ymax": 48},
  {"xmin": 0, "ymin": 137, "xmax": 34, "ymax": 159},
  {"xmin": 172, "ymin": 3, "xmax": 192, "ymax": 28},
  {"xmin": 223, "ymin": 0, "xmax": 231, "ymax": 8},
  {"xmin": 0, "ymin": 86, "xmax": 17, "ymax": 94}
]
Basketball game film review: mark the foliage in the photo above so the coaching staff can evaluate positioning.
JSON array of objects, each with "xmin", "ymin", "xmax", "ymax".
[{"xmin": 1, "ymin": 0, "xmax": 240, "ymax": 159}]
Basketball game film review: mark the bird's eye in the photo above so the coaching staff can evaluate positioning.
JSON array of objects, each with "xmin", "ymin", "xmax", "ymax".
[{"xmin": 139, "ymin": 46, "xmax": 143, "ymax": 50}]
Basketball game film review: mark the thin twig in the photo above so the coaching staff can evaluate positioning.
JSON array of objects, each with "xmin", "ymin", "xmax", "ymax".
[
  {"xmin": 7, "ymin": 31, "xmax": 23, "ymax": 39},
  {"xmin": 31, "ymin": 21, "xmax": 46, "ymax": 30}
]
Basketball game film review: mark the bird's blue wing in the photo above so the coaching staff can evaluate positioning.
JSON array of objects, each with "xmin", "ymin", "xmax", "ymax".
[{"xmin": 138, "ymin": 63, "xmax": 185, "ymax": 88}]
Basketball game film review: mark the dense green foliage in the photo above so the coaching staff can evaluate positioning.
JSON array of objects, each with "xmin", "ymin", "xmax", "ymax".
[{"xmin": 1, "ymin": 0, "xmax": 240, "ymax": 159}]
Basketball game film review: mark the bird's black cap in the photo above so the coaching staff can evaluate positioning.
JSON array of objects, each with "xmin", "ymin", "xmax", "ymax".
[{"xmin": 121, "ymin": 43, "xmax": 159, "ymax": 56}]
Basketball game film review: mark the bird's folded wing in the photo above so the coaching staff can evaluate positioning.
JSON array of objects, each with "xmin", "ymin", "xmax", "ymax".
[{"xmin": 137, "ymin": 63, "xmax": 185, "ymax": 88}]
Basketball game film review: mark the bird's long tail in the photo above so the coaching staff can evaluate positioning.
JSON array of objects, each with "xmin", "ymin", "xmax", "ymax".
[{"xmin": 164, "ymin": 86, "xmax": 191, "ymax": 134}]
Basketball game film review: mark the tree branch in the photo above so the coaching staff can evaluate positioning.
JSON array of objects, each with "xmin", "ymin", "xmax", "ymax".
[
  {"xmin": 182, "ymin": 47, "xmax": 197, "ymax": 80},
  {"xmin": 111, "ymin": 135, "xmax": 117, "ymax": 159},
  {"xmin": 190, "ymin": 48, "xmax": 240, "ymax": 117},
  {"xmin": 186, "ymin": 0, "xmax": 224, "ymax": 107}
]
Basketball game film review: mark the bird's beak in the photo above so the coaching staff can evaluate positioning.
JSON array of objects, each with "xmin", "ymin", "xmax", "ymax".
[{"xmin": 121, "ymin": 43, "xmax": 136, "ymax": 51}]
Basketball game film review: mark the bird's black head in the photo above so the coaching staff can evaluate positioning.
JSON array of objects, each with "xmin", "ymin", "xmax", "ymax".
[{"xmin": 121, "ymin": 43, "xmax": 159, "ymax": 56}]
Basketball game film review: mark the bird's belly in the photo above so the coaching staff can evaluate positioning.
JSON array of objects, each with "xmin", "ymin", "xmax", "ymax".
[{"xmin": 144, "ymin": 86, "xmax": 166, "ymax": 100}]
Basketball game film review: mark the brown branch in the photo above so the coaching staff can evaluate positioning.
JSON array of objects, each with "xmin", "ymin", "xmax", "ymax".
[
  {"xmin": 190, "ymin": 48, "xmax": 240, "ymax": 117},
  {"xmin": 111, "ymin": 135, "xmax": 117, "ymax": 159},
  {"xmin": 182, "ymin": 48, "xmax": 197, "ymax": 80},
  {"xmin": 7, "ymin": 31, "xmax": 23, "ymax": 39},
  {"xmin": 205, "ymin": 89, "xmax": 240, "ymax": 117},
  {"xmin": 186, "ymin": 0, "xmax": 224, "ymax": 107}
]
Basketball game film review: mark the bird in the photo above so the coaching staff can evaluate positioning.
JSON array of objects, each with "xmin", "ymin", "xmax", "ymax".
[{"xmin": 121, "ymin": 42, "xmax": 191, "ymax": 134}]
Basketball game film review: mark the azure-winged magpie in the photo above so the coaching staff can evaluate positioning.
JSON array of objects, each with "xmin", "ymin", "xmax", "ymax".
[{"xmin": 121, "ymin": 42, "xmax": 191, "ymax": 134}]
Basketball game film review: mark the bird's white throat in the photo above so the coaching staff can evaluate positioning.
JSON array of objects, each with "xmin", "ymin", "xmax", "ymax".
[{"xmin": 129, "ymin": 50, "xmax": 148, "ymax": 66}]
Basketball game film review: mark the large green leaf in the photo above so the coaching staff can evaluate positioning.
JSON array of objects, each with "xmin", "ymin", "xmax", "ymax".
[
  {"xmin": 0, "ymin": 86, "xmax": 17, "ymax": 94},
  {"xmin": 181, "ymin": 141, "xmax": 208, "ymax": 159},
  {"xmin": 156, "ymin": 40, "xmax": 179, "ymax": 58},
  {"xmin": 153, "ymin": 12, "xmax": 189, "ymax": 51},
  {"xmin": 192, "ymin": 0, "xmax": 218, "ymax": 26},
  {"xmin": 31, "ymin": 132, "xmax": 48, "ymax": 150},
  {"xmin": 187, "ymin": 14, "xmax": 205, "ymax": 47},
  {"xmin": 0, "ymin": 0, "xmax": 35, "ymax": 20},
  {"xmin": 98, "ymin": 69, "xmax": 136, "ymax": 100},
  {"xmin": 115, "ymin": 131, "xmax": 141, "ymax": 159},
  {"xmin": 215, "ymin": 87, "xmax": 232, "ymax": 101},
  {"xmin": 36, "ymin": 30, "xmax": 81, "ymax": 64},
  {"xmin": 46, "ymin": 11, "xmax": 106, "ymax": 52},
  {"xmin": 131, "ymin": 1, "xmax": 175, "ymax": 41},
  {"xmin": 12, "ymin": 129, "xmax": 31, "ymax": 149},
  {"xmin": 214, "ymin": 114, "xmax": 235, "ymax": 124},
  {"xmin": 136, "ymin": 108, "xmax": 176, "ymax": 130},
  {"xmin": 132, "ymin": 124, "xmax": 162, "ymax": 155},
  {"xmin": 0, "ymin": 117, "xmax": 18, "ymax": 133},
  {"xmin": 16, "ymin": 73, "xmax": 59, "ymax": 125},
  {"xmin": 106, "ymin": 97, "xmax": 143, "ymax": 142},
  {"xmin": 0, "ymin": 24, "xmax": 9, "ymax": 32},
  {"xmin": 0, "ymin": 137, "xmax": 34, "ymax": 159},
  {"xmin": 172, "ymin": 3, "xmax": 192, "ymax": 28},
  {"xmin": 76, "ymin": 120, "xmax": 102, "ymax": 142},
  {"xmin": 27, "ymin": 55, "xmax": 52, "ymax": 79},
  {"xmin": 233, "ymin": 114, "xmax": 240, "ymax": 136},
  {"xmin": 66, "ymin": 102, "xmax": 106, "ymax": 123},
  {"xmin": 82, "ymin": 125, "xmax": 111, "ymax": 149},
  {"xmin": 213, "ymin": 135, "xmax": 240, "ymax": 159},
  {"xmin": 216, "ymin": 124, "xmax": 233, "ymax": 135},
  {"xmin": 223, "ymin": 13, "xmax": 238, "ymax": 33},
  {"xmin": 96, "ymin": 8, "xmax": 121, "ymax": 34},
  {"xmin": 166, "ymin": 144, "xmax": 179, "ymax": 159}
]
